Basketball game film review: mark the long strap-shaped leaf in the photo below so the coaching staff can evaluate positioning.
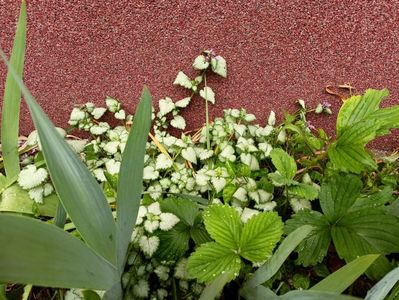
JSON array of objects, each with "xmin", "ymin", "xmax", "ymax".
[
  {"xmin": 116, "ymin": 87, "xmax": 152, "ymax": 271},
  {"xmin": 1, "ymin": 0, "xmax": 26, "ymax": 180},
  {"xmin": 0, "ymin": 49, "xmax": 117, "ymax": 265},
  {"xmin": 0, "ymin": 214, "xmax": 118, "ymax": 289},
  {"xmin": 310, "ymin": 254, "xmax": 379, "ymax": 293},
  {"xmin": 365, "ymin": 266, "xmax": 399, "ymax": 300}
]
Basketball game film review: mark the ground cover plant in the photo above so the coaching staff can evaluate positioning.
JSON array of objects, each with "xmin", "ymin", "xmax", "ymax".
[{"xmin": 1, "ymin": 2, "xmax": 399, "ymax": 300}]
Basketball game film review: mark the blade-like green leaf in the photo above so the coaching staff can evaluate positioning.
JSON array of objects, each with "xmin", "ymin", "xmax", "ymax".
[
  {"xmin": 285, "ymin": 211, "xmax": 331, "ymax": 266},
  {"xmin": 0, "ymin": 49, "xmax": 117, "ymax": 265},
  {"xmin": 365, "ymin": 266, "xmax": 399, "ymax": 300},
  {"xmin": 319, "ymin": 174, "xmax": 362, "ymax": 222},
  {"xmin": 187, "ymin": 242, "xmax": 241, "ymax": 283},
  {"xmin": 239, "ymin": 211, "xmax": 283, "ymax": 263},
  {"xmin": 204, "ymin": 204, "xmax": 242, "ymax": 249},
  {"xmin": 270, "ymin": 148, "xmax": 297, "ymax": 180},
  {"xmin": 311, "ymin": 254, "xmax": 379, "ymax": 293},
  {"xmin": 0, "ymin": 214, "xmax": 117, "ymax": 289},
  {"xmin": 241, "ymin": 285, "xmax": 278, "ymax": 300},
  {"xmin": 116, "ymin": 87, "xmax": 152, "ymax": 271},
  {"xmin": 242, "ymin": 225, "xmax": 313, "ymax": 291},
  {"xmin": 199, "ymin": 271, "xmax": 232, "ymax": 300},
  {"xmin": 1, "ymin": 0, "xmax": 26, "ymax": 180},
  {"xmin": 280, "ymin": 290, "xmax": 361, "ymax": 300}
]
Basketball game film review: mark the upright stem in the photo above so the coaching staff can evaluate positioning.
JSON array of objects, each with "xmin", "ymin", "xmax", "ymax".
[{"xmin": 204, "ymin": 73, "xmax": 210, "ymax": 150}]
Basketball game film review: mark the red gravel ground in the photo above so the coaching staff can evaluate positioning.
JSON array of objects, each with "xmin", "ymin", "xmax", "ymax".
[{"xmin": 0, "ymin": 0, "xmax": 398, "ymax": 149}]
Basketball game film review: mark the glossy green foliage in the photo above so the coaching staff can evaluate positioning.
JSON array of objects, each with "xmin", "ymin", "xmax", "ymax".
[
  {"xmin": 286, "ymin": 174, "xmax": 399, "ymax": 276},
  {"xmin": 328, "ymin": 89, "xmax": 399, "ymax": 173}
]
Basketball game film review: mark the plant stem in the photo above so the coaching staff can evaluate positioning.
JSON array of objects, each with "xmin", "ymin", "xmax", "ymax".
[{"xmin": 204, "ymin": 73, "xmax": 210, "ymax": 150}]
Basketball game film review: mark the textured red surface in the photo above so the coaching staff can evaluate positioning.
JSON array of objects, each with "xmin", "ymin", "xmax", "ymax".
[{"xmin": 1, "ymin": 0, "xmax": 399, "ymax": 148}]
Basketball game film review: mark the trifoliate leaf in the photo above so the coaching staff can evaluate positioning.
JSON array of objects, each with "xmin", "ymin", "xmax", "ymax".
[
  {"xmin": 170, "ymin": 115, "xmax": 186, "ymax": 130},
  {"xmin": 175, "ymin": 97, "xmax": 191, "ymax": 108},
  {"xmin": 203, "ymin": 204, "xmax": 242, "ymax": 249},
  {"xmin": 182, "ymin": 147, "xmax": 197, "ymax": 164},
  {"xmin": 91, "ymin": 107, "xmax": 107, "ymax": 119},
  {"xmin": 155, "ymin": 222, "xmax": 190, "ymax": 261},
  {"xmin": 289, "ymin": 183, "xmax": 319, "ymax": 200},
  {"xmin": 199, "ymin": 87, "xmax": 215, "ymax": 104},
  {"xmin": 173, "ymin": 71, "xmax": 193, "ymax": 89},
  {"xmin": 328, "ymin": 89, "xmax": 399, "ymax": 173},
  {"xmin": 285, "ymin": 210, "xmax": 331, "ymax": 266},
  {"xmin": 332, "ymin": 208, "xmax": 399, "ymax": 261},
  {"xmin": 190, "ymin": 225, "xmax": 212, "ymax": 245},
  {"xmin": 160, "ymin": 197, "xmax": 200, "ymax": 226},
  {"xmin": 270, "ymin": 148, "xmax": 297, "ymax": 180},
  {"xmin": 319, "ymin": 174, "xmax": 362, "ymax": 223},
  {"xmin": 158, "ymin": 97, "xmax": 175, "ymax": 116},
  {"xmin": 211, "ymin": 56, "xmax": 227, "ymax": 78},
  {"xmin": 193, "ymin": 55, "xmax": 210, "ymax": 70},
  {"xmin": 187, "ymin": 242, "xmax": 241, "ymax": 283},
  {"xmin": 239, "ymin": 212, "xmax": 283, "ymax": 263}
]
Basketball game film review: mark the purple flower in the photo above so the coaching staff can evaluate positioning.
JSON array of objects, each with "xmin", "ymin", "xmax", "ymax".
[
  {"xmin": 306, "ymin": 121, "xmax": 316, "ymax": 131},
  {"xmin": 322, "ymin": 101, "xmax": 332, "ymax": 109}
]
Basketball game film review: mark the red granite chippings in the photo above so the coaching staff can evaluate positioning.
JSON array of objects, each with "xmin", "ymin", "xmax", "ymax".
[{"xmin": 0, "ymin": 1, "xmax": 398, "ymax": 149}]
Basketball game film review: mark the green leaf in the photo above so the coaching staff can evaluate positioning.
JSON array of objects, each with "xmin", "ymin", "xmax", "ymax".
[
  {"xmin": 268, "ymin": 172, "xmax": 296, "ymax": 187},
  {"xmin": 365, "ymin": 266, "xmax": 399, "ymax": 300},
  {"xmin": 187, "ymin": 242, "xmax": 241, "ymax": 283},
  {"xmin": 336, "ymin": 89, "xmax": 388, "ymax": 135},
  {"xmin": 328, "ymin": 89, "xmax": 399, "ymax": 173},
  {"xmin": 0, "ymin": 183, "xmax": 58, "ymax": 216},
  {"xmin": 199, "ymin": 271, "xmax": 232, "ymax": 300},
  {"xmin": 223, "ymin": 183, "xmax": 237, "ymax": 203},
  {"xmin": 332, "ymin": 208, "xmax": 399, "ymax": 261},
  {"xmin": 1, "ymin": 0, "xmax": 26, "ymax": 180},
  {"xmin": 311, "ymin": 254, "xmax": 379, "ymax": 293},
  {"xmin": 82, "ymin": 290, "xmax": 101, "ymax": 300},
  {"xmin": 288, "ymin": 183, "xmax": 319, "ymax": 200},
  {"xmin": 0, "ymin": 49, "xmax": 117, "ymax": 265},
  {"xmin": 270, "ymin": 149, "xmax": 297, "ymax": 180},
  {"xmin": 285, "ymin": 211, "xmax": 331, "ymax": 266},
  {"xmin": 190, "ymin": 225, "xmax": 212, "ymax": 245},
  {"xmin": 319, "ymin": 174, "xmax": 362, "ymax": 222},
  {"xmin": 350, "ymin": 186, "xmax": 394, "ymax": 212},
  {"xmin": 160, "ymin": 197, "xmax": 199, "ymax": 226},
  {"xmin": 280, "ymin": 290, "xmax": 361, "ymax": 300},
  {"xmin": 0, "ymin": 214, "xmax": 117, "ymax": 289},
  {"xmin": 203, "ymin": 204, "xmax": 242, "ymax": 249},
  {"xmin": 242, "ymin": 225, "xmax": 313, "ymax": 291},
  {"xmin": 116, "ymin": 87, "xmax": 152, "ymax": 270},
  {"xmin": 241, "ymin": 285, "xmax": 278, "ymax": 300},
  {"xmin": 155, "ymin": 222, "xmax": 190, "ymax": 261},
  {"xmin": 239, "ymin": 211, "xmax": 283, "ymax": 263}
]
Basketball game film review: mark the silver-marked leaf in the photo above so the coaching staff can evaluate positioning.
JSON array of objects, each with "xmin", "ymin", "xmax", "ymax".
[
  {"xmin": 173, "ymin": 71, "xmax": 192, "ymax": 89},
  {"xmin": 199, "ymin": 87, "xmax": 215, "ymax": 104},
  {"xmin": 211, "ymin": 56, "xmax": 227, "ymax": 78}
]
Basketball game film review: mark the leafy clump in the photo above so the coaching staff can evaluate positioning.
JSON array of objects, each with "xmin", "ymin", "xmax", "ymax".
[
  {"xmin": 286, "ymin": 174, "xmax": 399, "ymax": 278},
  {"xmin": 187, "ymin": 204, "xmax": 283, "ymax": 283}
]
